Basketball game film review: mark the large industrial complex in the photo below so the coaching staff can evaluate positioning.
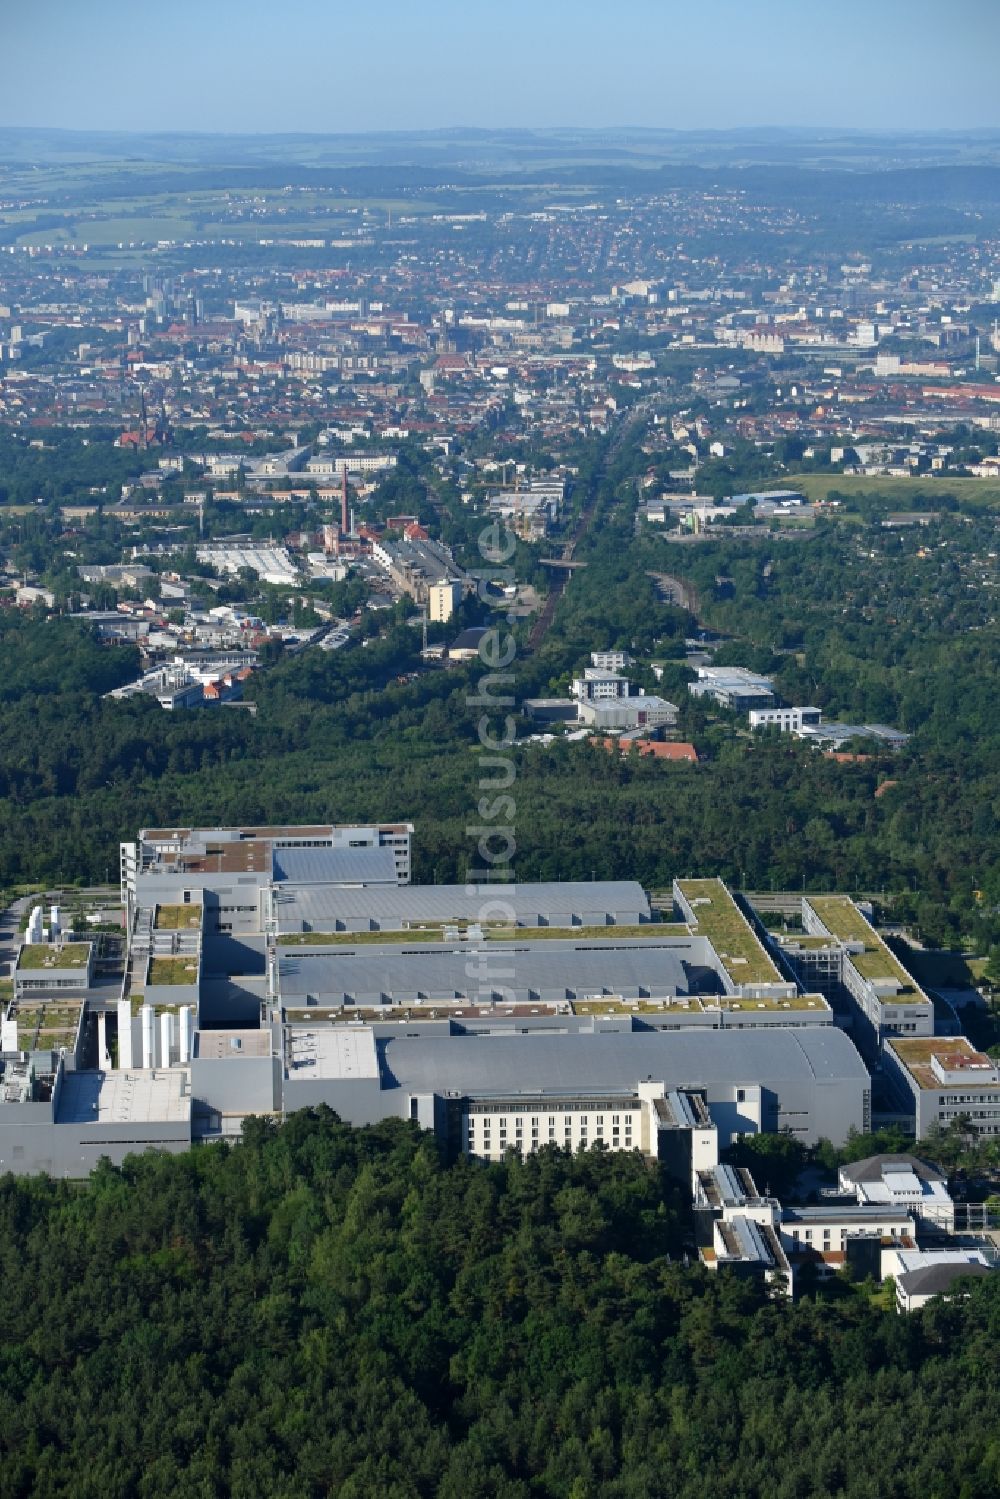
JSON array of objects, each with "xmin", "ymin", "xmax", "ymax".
[{"xmin": 0, "ymin": 821, "xmax": 995, "ymax": 1295}]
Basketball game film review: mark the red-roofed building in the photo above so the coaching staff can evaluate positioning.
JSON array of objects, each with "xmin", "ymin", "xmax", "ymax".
[
  {"xmin": 435, "ymin": 354, "xmax": 470, "ymax": 374},
  {"xmin": 599, "ymin": 738, "xmax": 697, "ymax": 763},
  {"xmin": 116, "ymin": 425, "xmax": 159, "ymax": 449}
]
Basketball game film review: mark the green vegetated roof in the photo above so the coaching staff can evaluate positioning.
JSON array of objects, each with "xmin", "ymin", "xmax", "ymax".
[
  {"xmin": 807, "ymin": 895, "xmax": 928, "ymax": 1001},
  {"xmin": 481, "ymin": 923, "xmax": 676, "ymax": 943},
  {"xmin": 11, "ymin": 1001, "xmax": 82, "ymax": 1051},
  {"xmin": 675, "ymin": 879, "xmax": 782, "ymax": 985},
  {"xmin": 890, "ymin": 1036, "xmax": 994, "ymax": 1090},
  {"xmin": 279, "ymin": 990, "xmax": 829, "ymax": 1024},
  {"xmin": 154, "ymin": 904, "xmax": 203, "ymax": 930},
  {"xmin": 280, "ymin": 928, "xmax": 456, "ymax": 947},
  {"xmin": 719, "ymin": 993, "xmax": 828, "ymax": 1012},
  {"xmin": 279, "ymin": 921, "xmax": 683, "ymax": 948},
  {"xmin": 852, "ymin": 950, "xmax": 906, "ymax": 983},
  {"xmin": 570, "ymin": 997, "xmax": 704, "ymax": 1015},
  {"xmin": 807, "ymin": 896, "xmax": 873, "ymax": 944},
  {"xmin": 17, "ymin": 943, "xmax": 90, "ymax": 971},
  {"xmin": 147, "ymin": 956, "xmax": 199, "ymax": 986}
]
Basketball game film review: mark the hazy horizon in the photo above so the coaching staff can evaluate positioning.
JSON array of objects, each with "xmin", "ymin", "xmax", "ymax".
[
  {"xmin": 3, "ymin": 123, "xmax": 1000, "ymax": 141},
  {"xmin": 3, "ymin": 0, "xmax": 998, "ymax": 137}
]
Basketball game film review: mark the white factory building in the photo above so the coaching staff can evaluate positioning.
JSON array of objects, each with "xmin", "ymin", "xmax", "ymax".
[{"xmin": 2, "ymin": 824, "xmax": 995, "ymax": 1306}]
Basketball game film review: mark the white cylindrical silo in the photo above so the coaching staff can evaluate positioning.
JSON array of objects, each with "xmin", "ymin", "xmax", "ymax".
[
  {"xmin": 49, "ymin": 905, "xmax": 60, "ymax": 941},
  {"xmin": 27, "ymin": 907, "xmax": 43, "ymax": 944},
  {"xmin": 97, "ymin": 1010, "xmax": 110, "ymax": 1070},
  {"xmin": 178, "ymin": 1005, "xmax": 193, "ymax": 1064},
  {"xmin": 141, "ymin": 1004, "xmax": 155, "ymax": 1069},
  {"xmin": 160, "ymin": 1011, "xmax": 173, "ymax": 1068},
  {"xmin": 117, "ymin": 999, "xmax": 134, "ymax": 1068}
]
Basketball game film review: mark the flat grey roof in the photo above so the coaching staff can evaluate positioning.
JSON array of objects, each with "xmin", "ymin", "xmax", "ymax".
[
  {"xmin": 275, "ymin": 879, "xmax": 651, "ymax": 932},
  {"xmin": 57, "ymin": 1069, "xmax": 191, "ymax": 1124},
  {"xmin": 693, "ymin": 668, "xmax": 774, "ymax": 688},
  {"xmin": 375, "ymin": 1026, "xmax": 868, "ymax": 1097},
  {"xmin": 278, "ymin": 936, "xmax": 721, "ymax": 1004},
  {"xmin": 286, "ymin": 1027, "xmax": 379, "ymax": 1081},
  {"xmin": 272, "ymin": 845, "xmax": 399, "ymax": 886},
  {"xmin": 194, "ymin": 1030, "xmax": 273, "ymax": 1059},
  {"xmin": 783, "ymin": 1205, "xmax": 913, "ymax": 1223}
]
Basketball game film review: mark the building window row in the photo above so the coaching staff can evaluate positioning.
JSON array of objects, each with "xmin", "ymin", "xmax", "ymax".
[
  {"xmin": 471, "ymin": 1114, "xmax": 636, "ymax": 1131},
  {"xmin": 468, "ymin": 1099, "xmax": 639, "ymax": 1116}
]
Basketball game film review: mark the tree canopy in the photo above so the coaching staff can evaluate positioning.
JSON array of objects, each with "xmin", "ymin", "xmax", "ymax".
[{"xmin": 3, "ymin": 1112, "xmax": 1000, "ymax": 1499}]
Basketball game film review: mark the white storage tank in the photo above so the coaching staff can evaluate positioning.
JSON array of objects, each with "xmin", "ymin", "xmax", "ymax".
[
  {"xmin": 178, "ymin": 1006, "xmax": 193, "ymax": 1064},
  {"xmin": 160, "ymin": 1011, "xmax": 173, "ymax": 1068},
  {"xmin": 117, "ymin": 998, "xmax": 134, "ymax": 1069},
  {"xmin": 141, "ymin": 1004, "xmax": 156, "ymax": 1069}
]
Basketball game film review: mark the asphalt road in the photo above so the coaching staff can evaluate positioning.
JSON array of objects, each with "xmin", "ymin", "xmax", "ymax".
[{"xmin": 0, "ymin": 895, "xmax": 32, "ymax": 980}]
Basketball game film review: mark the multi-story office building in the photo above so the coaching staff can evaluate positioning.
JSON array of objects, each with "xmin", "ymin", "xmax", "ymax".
[
  {"xmin": 673, "ymin": 878, "xmax": 799, "ymax": 1004},
  {"xmin": 14, "ymin": 942, "xmax": 94, "ymax": 1001},
  {"xmin": 688, "ymin": 666, "xmax": 776, "ymax": 711},
  {"xmin": 885, "ymin": 1036, "xmax": 1000, "ymax": 1137},
  {"xmin": 778, "ymin": 1203, "xmax": 917, "ymax": 1283},
  {"xmin": 370, "ymin": 536, "xmax": 462, "ymax": 605},
  {"xmin": 121, "ymin": 822, "xmax": 414, "ymax": 911},
  {"xmin": 789, "ymin": 895, "xmax": 934, "ymax": 1053},
  {"xmin": 590, "ymin": 650, "xmax": 631, "ymax": 673},
  {"xmin": 695, "ymin": 1163, "xmax": 945, "ymax": 1293},
  {"xmin": 695, "ymin": 1164, "xmax": 792, "ymax": 1295},
  {"xmin": 464, "ymin": 1081, "xmax": 718, "ymax": 1179},
  {"xmin": 428, "ymin": 580, "xmax": 462, "ymax": 622},
  {"xmin": 749, "ymin": 706, "xmax": 822, "ymax": 733},
  {"xmin": 571, "ymin": 668, "xmax": 630, "ymax": 702},
  {"xmin": 576, "ymin": 694, "xmax": 679, "ymax": 732},
  {"xmin": 305, "ymin": 453, "xmax": 398, "ymax": 478}
]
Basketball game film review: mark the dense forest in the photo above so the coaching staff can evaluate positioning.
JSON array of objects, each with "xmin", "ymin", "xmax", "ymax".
[
  {"xmin": 0, "ymin": 430, "xmax": 147, "ymax": 507},
  {"xmin": 2, "ymin": 1111, "xmax": 999, "ymax": 1499}
]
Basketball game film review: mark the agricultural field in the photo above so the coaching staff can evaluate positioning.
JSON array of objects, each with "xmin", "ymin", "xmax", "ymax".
[
  {"xmin": 785, "ymin": 471, "xmax": 1000, "ymax": 511},
  {"xmin": 0, "ymin": 160, "xmax": 467, "ymax": 252}
]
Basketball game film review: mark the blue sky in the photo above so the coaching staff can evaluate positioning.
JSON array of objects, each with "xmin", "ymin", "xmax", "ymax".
[{"xmin": 2, "ymin": 0, "xmax": 998, "ymax": 134}]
